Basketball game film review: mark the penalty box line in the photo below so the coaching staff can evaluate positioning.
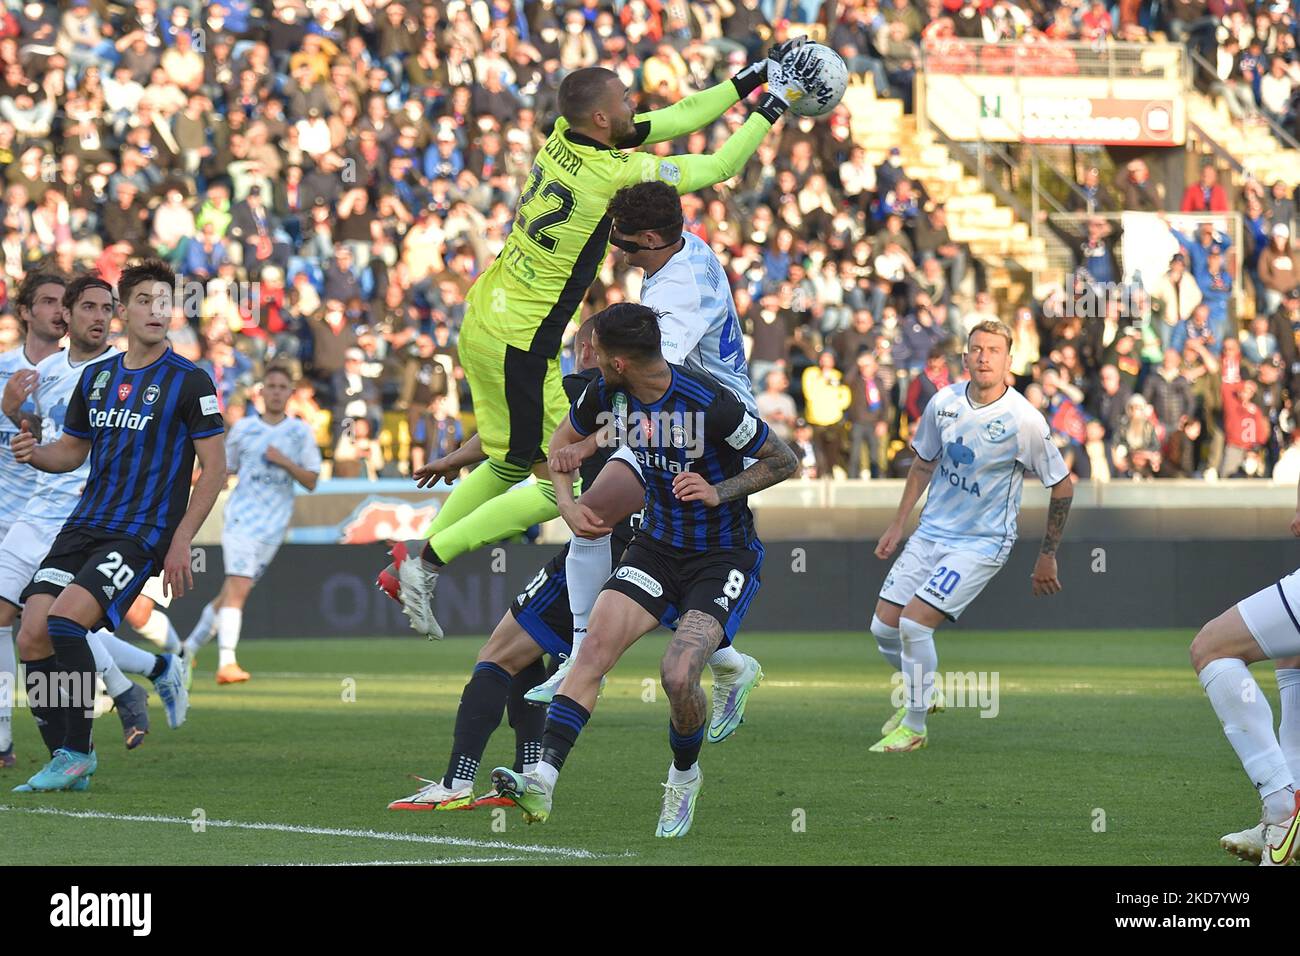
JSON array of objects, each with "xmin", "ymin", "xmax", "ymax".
[{"xmin": 0, "ymin": 804, "xmax": 624, "ymax": 861}]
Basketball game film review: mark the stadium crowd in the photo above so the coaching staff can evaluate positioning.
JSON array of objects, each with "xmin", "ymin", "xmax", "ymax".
[{"xmin": 0, "ymin": 0, "xmax": 1298, "ymax": 484}]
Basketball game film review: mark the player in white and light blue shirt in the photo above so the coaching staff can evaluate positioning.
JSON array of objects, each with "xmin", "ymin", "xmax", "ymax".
[
  {"xmin": 526, "ymin": 182, "xmax": 763, "ymax": 744},
  {"xmin": 183, "ymin": 365, "xmax": 321, "ymax": 684},
  {"xmin": 0, "ymin": 272, "xmax": 73, "ymax": 767},
  {"xmin": 870, "ymin": 320, "xmax": 1074, "ymax": 753}
]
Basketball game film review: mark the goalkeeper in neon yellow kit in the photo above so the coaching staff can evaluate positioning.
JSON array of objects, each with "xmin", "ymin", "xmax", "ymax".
[{"xmin": 380, "ymin": 43, "xmax": 812, "ymax": 639}]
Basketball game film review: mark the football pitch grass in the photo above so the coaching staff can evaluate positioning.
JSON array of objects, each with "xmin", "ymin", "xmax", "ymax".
[{"xmin": 0, "ymin": 630, "xmax": 1275, "ymax": 866}]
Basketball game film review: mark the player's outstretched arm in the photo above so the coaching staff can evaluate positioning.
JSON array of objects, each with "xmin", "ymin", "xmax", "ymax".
[
  {"xmin": 163, "ymin": 434, "xmax": 227, "ymax": 599},
  {"xmin": 622, "ymin": 38, "xmax": 807, "ymax": 148},
  {"xmin": 675, "ymin": 432, "xmax": 799, "ymax": 507},
  {"xmin": 875, "ymin": 454, "xmax": 939, "ymax": 559},
  {"xmin": 11, "ymin": 423, "xmax": 87, "ymax": 473},
  {"xmin": 655, "ymin": 95, "xmax": 786, "ymax": 194},
  {"xmin": 1031, "ymin": 477, "xmax": 1074, "ymax": 596},
  {"xmin": 547, "ymin": 416, "xmax": 610, "ymax": 538}
]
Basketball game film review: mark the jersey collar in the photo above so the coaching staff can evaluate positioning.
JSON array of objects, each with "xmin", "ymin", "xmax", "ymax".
[
  {"xmin": 563, "ymin": 128, "xmax": 618, "ymax": 152},
  {"xmin": 963, "ymin": 380, "xmax": 1011, "ymax": 410}
]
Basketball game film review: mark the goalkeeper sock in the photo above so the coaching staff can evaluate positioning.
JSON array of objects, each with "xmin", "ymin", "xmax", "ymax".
[
  {"xmin": 444, "ymin": 661, "xmax": 512, "ymax": 790},
  {"xmin": 508, "ymin": 658, "xmax": 548, "ymax": 772},
  {"xmin": 426, "ymin": 478, "xmax": 560, "ymax": 566}
]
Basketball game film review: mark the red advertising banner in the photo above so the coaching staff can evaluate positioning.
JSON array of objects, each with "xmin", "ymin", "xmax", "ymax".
[{"xmin": 1021, "ymin": 97, "xmax": 1176, "ymax": 145}]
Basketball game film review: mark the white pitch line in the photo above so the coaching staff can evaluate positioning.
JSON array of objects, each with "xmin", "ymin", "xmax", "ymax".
[
  {"xmin": 267, "ymin": 856, "xmax": 532, "ymax": 867},
  {"xmin": 0, "ymin": 805, "xmax": 614, "ymax": 860}
]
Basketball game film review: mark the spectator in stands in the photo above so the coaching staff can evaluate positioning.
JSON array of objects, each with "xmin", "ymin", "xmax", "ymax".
[
  {"xmin": 802, "ymin": 350, "xmax": 853, "ymax": 479},
  {"xmin": 1113, "ymin": 393, "xmax": 1162, "ymax": 479},
  {"xmin": 1242, "ymin": 314, "xmax": 1281, "ymax": 367},
  {"xmin": 845, "ymin": 351, "xmax": 891, "ymax": 479},
  {"xmin": 1079, "ymin": 217, "xmax": 1119, "ymax": 285},
  {"xmin": 1221, "ymin": 377, "xmax": 1270, "ymax": 477},
  {"xmin": 1173, "ymin": 301, "xmax": 1224, "ymax": 357},
  {"xmin": 757, "ymin": 368, "xmax": 798, "ymax": 446},
  {"xmin": 1181, "ymin": 164, "xmax": 1230, "ymax": 213},
  {"xmin": 1070, "ymin": 166, "xmax": 1113, "ymax": 214},
  {"xmin": 1261, "ymin": 55, "xmax": 1298, "ymax": 128},
  {"xmin": 1116, "ymin": 159, "xmax": 1162, "ymax": 212},
  {"xmin": 332, "ymin": 416, "xmax": 386, "ymax": 480},
  {"xmin": 1087, "ymin": 363, "xmax": 1133, "ymax": 440},
  {"xmin": 410, "ymin": 393, "xmax": 463, "ymax": 474},
  {"xmin": 792, "ymin": 419, "xmax": 818, "ymax": 479},
  {"xmin": 1258, "ymin": 223, "xmax": 1297, "ymax": 316},
  {"xmin": 1151, "ymin": 252, "xmax": 1202, "ymax": 350}
]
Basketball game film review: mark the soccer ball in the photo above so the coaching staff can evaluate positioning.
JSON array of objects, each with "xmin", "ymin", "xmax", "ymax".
[{"xmin": 780, "ymin": 43, "xmax": 848, "ymax": 118}]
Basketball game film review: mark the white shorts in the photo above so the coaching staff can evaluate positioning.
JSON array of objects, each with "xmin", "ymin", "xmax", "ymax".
[
  {"xmin": 222, "ymin": 530, "xmax": 281, "ymax": 582},
  {"xmin": 141, "ymin": 574, "xmax": 171, "ymax": 608},
  {"xmin": 609, "ymin": 444, "xmax": 645, "ymax": 482},
  {"xmin": 0, "ymin": 518, "xmax": 57, "ymax": 607},
  {"xmin": 1237, "ymin": 569, "xmax": 1300, "ymax": 659},
  {"xmin": 879, "ymin": 536, "xmax": 1004, "ymax": 621}
]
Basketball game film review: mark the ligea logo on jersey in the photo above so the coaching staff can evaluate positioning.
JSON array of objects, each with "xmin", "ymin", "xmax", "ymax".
[{"xmin": 90, "ymin": 408, "xmax": 153, "ymax": 431}]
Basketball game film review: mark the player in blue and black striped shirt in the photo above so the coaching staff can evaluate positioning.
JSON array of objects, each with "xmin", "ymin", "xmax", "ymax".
[
  {"xmin": 491, "ymin": 302, "xmax": 798, "ymax": 837},
  {"xmin": 11, "ymin": 259, "xmax": 227, "ymax": 793}
]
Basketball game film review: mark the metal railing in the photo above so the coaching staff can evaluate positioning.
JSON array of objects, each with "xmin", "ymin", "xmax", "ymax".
[{"xmin": 921, "ymin": 36, "xmax": 1189, "ymax": 86}]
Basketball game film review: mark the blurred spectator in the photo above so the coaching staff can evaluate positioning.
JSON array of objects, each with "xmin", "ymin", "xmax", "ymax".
[
  {"xmin": 1222, "ymin": 378, "xmax": 1270, "ymax": 477},
  {"xmin": 802, "ymin": 351, "xmax": 852, "ymax": 479},
  {"xmin": 845, "ymin": 351, "xmax": 891, "ymax": 479},
  {"xmin": 756, "ymin": 368, "xmax": 798, "ymax": 446},
  {"xmin": 333, "ymin": 417, "xmax": 386, "ymax": 480},
  {"xmin": 1114, "ymin": 394, "xmax": 1163, "ymax": 479},
  {"xmin": 411, "ymin": 394, "xmax": 463, "ymax": 473},
  {"xmin": 1180, "ymin": 165, "xmax": 1230, "ymax": 213}
]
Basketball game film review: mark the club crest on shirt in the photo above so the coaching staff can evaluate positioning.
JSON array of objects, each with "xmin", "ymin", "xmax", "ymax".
[
  {"xmin": 89, "ymin": 369, "xmax": 110, "ymax": 400},
  {"xmin": 143, "ymin": 384, "xmax": 160, "ymax": 405},
  {"xmin": 985, "ymin": 418, "xmax": 1009, "ymax": 442},
  {"xmin": 118, "ymin": 383, "xmax": 133, "ymax": 402}
]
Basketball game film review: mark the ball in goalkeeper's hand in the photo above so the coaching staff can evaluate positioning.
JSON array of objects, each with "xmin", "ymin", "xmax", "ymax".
[{"xmin": 771, "ymin": 42, "xmax": 848, "ymax": 118}]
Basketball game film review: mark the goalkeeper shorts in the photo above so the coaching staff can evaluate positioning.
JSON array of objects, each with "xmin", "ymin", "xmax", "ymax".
[{"xmin": 458, "ymin": 308, "xmax": 568, "ymax": 469}]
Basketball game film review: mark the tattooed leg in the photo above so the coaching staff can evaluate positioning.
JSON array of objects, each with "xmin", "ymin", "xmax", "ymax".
[{"xmin": 661, "ymin": 610, "xmax": 725, "ymax": 770}]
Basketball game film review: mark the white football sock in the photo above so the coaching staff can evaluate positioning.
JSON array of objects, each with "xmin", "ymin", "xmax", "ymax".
[
  {"xmin": 1200, "ymin": 658, "xmax": 1295, "ymax": 819},
  {"xmin": 184, "ymin": 601, "xmax": 219, "ymax": 654},
  {"xmin": 534, "ymin": 760, "xmax": 560, "ymax": 790},
  {"xmin": 708, "ymin": 644, "xmax": 744, "ymax": 676},
  {"xmin": 565, "ymin": 533, "xmax": 611, "ymax": 657},
  {"xmin": 86, "ymin": 631, "xmax": 136, "ymax": 698},
  {"xmin": 218, "ymin": 607, "xmax": 243, "ymax": 668},
  {"xmin": 1277, "ymin": 668, "xmax": 1300, "ymax": 784},
  {"xmin": 136, "ymin": 608, "xmax": 180, "ymax": 654},
  {"xmin": 0, "ymin": 625, "xmax": 13, "ymax": 751},
  {"xmin": 899, "ymin": 617, "xmax": 938, "ymax": 734},
  {"xmin": 667, "ymin": 761, "xmax": 699, "ymax": 785},
  {"xmin": 871, "ymin": 614, "xmax": 903, "ymax": 672}
]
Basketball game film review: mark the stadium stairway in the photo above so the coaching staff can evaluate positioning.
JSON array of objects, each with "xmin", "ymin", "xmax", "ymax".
[
  {"xmin": 1185, "ymin": 91, "xmax": 1300, "ymax": 187},
  {"xmin": 843, "ymin": 82, "xmax": 1056, "ymax": 308}
]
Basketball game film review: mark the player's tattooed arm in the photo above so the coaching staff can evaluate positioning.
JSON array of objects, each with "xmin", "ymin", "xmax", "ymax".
[
  {"xmin": 709, "ymin": 432, "xmax": 799, "ymax": 504},
  {"xmin": 1040, "ymin": 479, "xmax": 1074, "ymax": 556},
  {"xmin": 661, "ymin": 610, "xmax": 725, "ymax": 731}
]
